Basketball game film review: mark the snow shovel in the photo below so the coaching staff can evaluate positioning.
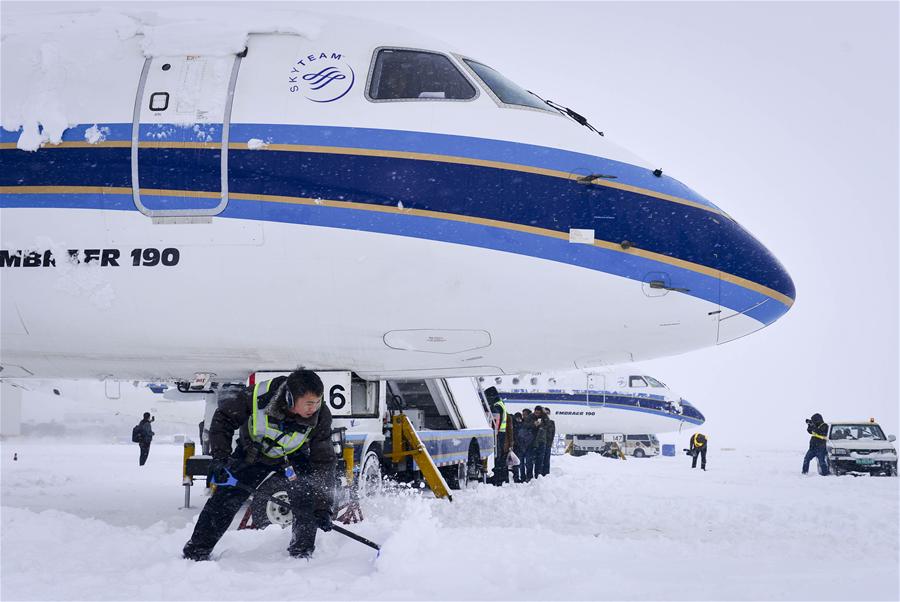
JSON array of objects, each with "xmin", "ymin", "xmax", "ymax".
[{"xmin": 213, "ymin": 469, "xmax": 381, "ymax": 552}]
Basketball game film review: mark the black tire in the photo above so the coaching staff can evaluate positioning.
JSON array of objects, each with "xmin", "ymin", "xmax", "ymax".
[
  {"xmin": 890, "ymin": 462, "xmax": 898, "ymax": 477},
  {"xmin": 250, "ymin": 475, "xmax": 292, "ymax": 529},
  {"xmin": 440, "ymin": 462, "xmax": 467, "ymax": 490},
  {"xmin": 633, "ymin": 448, "xmax": 646, "ymax": 458},
  {"xmin": 572, "ymin": 449, "xmax": 587, "ymax": 457},
  {"xmin": 358, "ymin": 445, "xmax": 384, "ymax": 497},
  {"xmin": 466, "ymin": 439, "xmax": 484, "ymax": 485}
]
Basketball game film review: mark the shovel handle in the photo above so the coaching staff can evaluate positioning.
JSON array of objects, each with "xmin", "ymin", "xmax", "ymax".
[{"xmin": 331, "ymin": 524, "xmax": 381, "ymax": 551}]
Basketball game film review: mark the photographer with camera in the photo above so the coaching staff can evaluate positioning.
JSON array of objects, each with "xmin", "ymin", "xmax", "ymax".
[
  {"xmin": 688, "ymin": 432, "xmax": 708, "ymax": 470},
  {"xmin": 802, "ymin": 413, "xmax": 830, "ymax": 476}
]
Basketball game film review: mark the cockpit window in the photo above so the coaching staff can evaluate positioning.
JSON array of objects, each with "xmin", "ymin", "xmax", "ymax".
[
  {"xmin": 462, "ymin": 59, "xmax": 551, "ymax": 111},
  {"xmin": 645, "ymin": 376, "xmax": 666, "ymax": 388},
  {"xmin": 629, "ymin": 376, "xmax": 648, "ymax": 388},
  {"xmin": 368, "ymin": 49, "xmax": 476, "ymax": 101}
]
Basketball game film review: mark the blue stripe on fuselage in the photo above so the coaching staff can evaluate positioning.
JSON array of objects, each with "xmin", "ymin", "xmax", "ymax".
[
  {"xmin": 1, "ymin": 122, "xmax": 719, "ymax": 211},
  {"xmin": 0, "ymin": 123, "xmax": 794, "ymax": 321}
]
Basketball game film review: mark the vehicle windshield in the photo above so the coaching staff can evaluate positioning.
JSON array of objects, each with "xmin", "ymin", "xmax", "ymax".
[
  {"xmin": 829, "ymin": 424, "xmax": 886, "ymax": 441},
  {"xmin": 462, "ymin": 59, "xmax": 550, "ymax": 111}
]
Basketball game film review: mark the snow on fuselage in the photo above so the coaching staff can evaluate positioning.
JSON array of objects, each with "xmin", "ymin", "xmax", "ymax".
[{"xmin": 0, "ymin": 8, "xmax": 794, "ymax": 382}]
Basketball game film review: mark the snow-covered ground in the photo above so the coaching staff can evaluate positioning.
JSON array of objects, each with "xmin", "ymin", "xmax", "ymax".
[{"xmin": 2, "ymin": 438, "xmax": 897, "ymax": 601}]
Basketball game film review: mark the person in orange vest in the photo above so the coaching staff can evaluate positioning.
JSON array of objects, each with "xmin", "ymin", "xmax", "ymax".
[{"xmin": 689, "ymin": 432, "xmax": 708, "ymax": 470}]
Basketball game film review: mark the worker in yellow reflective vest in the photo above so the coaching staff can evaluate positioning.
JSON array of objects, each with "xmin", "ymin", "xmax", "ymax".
[
  {"xmin": 689, "ymin": 432, "xmax": 708, "ymax": 470},
  {"xmin": 485, "ymin": 386, "xmax": 513, "ymax": 486},
  {"xmin": 802, "ymin": 413, "xmax": 830, "ymax": 475},
  {"xmin": 183, "ymin": 369, "xmax": 336, "ymax": 561}
]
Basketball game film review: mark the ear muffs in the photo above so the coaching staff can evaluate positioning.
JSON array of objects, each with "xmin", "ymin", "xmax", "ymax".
[{"xmin": 285, "ymin": 387, "xmax": 295, "ymax": 409}]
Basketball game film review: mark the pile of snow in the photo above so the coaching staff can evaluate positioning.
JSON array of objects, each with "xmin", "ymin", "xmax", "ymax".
[
  {"xmin": 1, "ymin": 5, "xmax": 325, "ymax": 151},
  {"xmin": 2, "ymin": 440, "xmax": 897, "ymax": 600}
]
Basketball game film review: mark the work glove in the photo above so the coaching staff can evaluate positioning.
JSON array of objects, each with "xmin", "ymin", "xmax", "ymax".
[
  {"xmin": 209, "ymin": 458, "xmax": 232, "ymax": 485},
  {"xmin": 313, "ymin": 509, "xmax": 333, "ymax": 532}
]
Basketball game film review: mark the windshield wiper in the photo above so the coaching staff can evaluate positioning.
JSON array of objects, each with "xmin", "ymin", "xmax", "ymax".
[{"xmin": 529, "ymin": 91, "xmax": 604, "ymax": 137}]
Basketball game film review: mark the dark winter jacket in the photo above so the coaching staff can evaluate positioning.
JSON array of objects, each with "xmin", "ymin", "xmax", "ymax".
[
  {"xmin": 208, "ymin": 382, "xmax": 336, "ymax": 479},
  {"xmin": 138, "ymin": 419, "xmax": 154, "ymax": 444},
  {"xmin": 533, "ymin": 415, "xmax": 549, "ymax": 447},
  {"xmin": 690, "ymin": 433, "xmax": 707, "ymax": 450},
  {"xmin": 545, "ymin": 418, "xmax": 556, "ymax": 448},
  {"xmin": 515, "ymin": 416, "xmax": 535, "ymax": 452},
  {"xmin": 807, "ymin": 414, "xmax": 829, "ymax": 448}
]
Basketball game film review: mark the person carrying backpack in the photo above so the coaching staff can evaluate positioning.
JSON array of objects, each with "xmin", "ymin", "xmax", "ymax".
[{"xmin": 133, "ymin": 412, "xmax": 155, "ymax": 466}]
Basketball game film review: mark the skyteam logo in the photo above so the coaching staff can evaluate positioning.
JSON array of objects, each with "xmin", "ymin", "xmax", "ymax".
[{"xmin": 288, "ymin": 51, "xmax": 355, "ymax": 103}]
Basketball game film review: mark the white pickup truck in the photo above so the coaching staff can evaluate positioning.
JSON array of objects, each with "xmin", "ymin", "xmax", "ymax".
[{"xmin": 826, "ymin": 420, "xmax": 897, "ymax": 476}]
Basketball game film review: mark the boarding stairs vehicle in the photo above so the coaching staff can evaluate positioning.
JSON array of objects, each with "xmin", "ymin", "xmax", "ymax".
[{"xmin": 178, "ymin": 370, "xmax": 495, "ymax": 527}]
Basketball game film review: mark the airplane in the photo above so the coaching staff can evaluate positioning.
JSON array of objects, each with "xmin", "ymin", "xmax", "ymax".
[
  {"xmin": 486, "ymin": 369, "xmax": 704, "ymax": 442},
  {"xmin": 0, "ymin": 7, "xmax": 795, "ymax": 388}
]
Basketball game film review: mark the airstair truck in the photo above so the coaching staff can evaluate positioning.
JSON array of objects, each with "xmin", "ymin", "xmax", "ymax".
[{"xmin": 181, "ymin": 371, "xmax": 494, "ymax": 528}]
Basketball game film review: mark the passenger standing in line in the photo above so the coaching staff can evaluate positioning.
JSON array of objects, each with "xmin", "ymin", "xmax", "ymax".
[
  {"xmin": 689, "ymin": 432, "xmax": 708, "ymax": 470},
  {"xmin": 802, "ymin": 413, "xmax": 830, "ymax": 476},
  {"xmin": 542, "ymin": 408, "xmax": 556, "ymax": 476},
  {"xmin": 520, "ymin": 408, "xmax": 536, "ymax": 481},
  {"xmin": 486, "ymin": 387, "xmax": 512, "ymax": 486},
  {"xmin": 136, "ymin": 412, "xmax": 154, "ymax": 466},
  {"xmin": 511, "ymin": 412, "xmax": 524, "ymax": 482},
  {"xmin": 532, "ymin": 406, "xmax": 548, "ymax": 478}
]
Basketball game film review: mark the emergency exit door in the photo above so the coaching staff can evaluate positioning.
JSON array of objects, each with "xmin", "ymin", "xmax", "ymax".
[{"xmin": 131, "ymin": 53, "xmax": 243, "ymax": 218}]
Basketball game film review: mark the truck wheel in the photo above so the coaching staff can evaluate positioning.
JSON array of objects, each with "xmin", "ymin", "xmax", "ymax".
[
  {"xmin": 465, "ymin": 439, "xmax": 483, "ymax": 485},
  {"xmin": 358, "ymin": 446, "xmax": 384, "ymax": 497},
  {"xmin": 250, "ymin": 475, "xmax": 292, "ymax": 529},
  {"xmin": 633, "ymin": 448, "xmax": 646, "ymax": 458},
  {"xmin": 572, "ymin": 449, "xmax": 587, "ymax": 457},
  {"xmin": 440, "ymin": 461, "xmax": 468, "ymax": 490}
]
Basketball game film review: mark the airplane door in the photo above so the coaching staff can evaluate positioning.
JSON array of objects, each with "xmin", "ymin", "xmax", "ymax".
[
  {"xmin": 587, "ymin": 374, "xmax": 605, "ymax": 408},
  {"xmin": 132, "ymin": 53, "xmax": 243, "ymax": 218}
]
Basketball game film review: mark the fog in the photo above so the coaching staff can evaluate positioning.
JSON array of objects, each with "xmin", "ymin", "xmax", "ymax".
[
  {"xmin": 307, "ymin": 1, "xmax": 899, "ymax": 448},
  {"xmin": 4, "ymin": 1, "xmax": 898, "ymax": 449}
]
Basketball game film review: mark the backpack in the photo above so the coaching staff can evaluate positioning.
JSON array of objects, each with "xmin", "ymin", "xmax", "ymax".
[{"xmin": 132, "ymin": 424, "xmax": 142, "ymax": 443}]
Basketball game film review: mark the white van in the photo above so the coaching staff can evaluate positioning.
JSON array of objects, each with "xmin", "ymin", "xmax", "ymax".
[{"xmin": 826, "ymin": 420, "xmax": 897, "ymax": 476}]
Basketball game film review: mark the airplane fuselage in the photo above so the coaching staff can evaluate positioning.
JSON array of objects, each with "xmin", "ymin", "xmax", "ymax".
[{"xmin": 0, "ymin": 12, "xmax": 795, "ymax": 382}]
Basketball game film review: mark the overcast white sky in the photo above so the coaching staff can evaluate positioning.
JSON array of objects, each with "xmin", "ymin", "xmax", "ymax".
[
  {"xmin": 5, "ymin": 1, "xmax": 898, "ymax": 449},
  {"xmin": 310, "ymin": 1, "xmax": 900, "ymax": 448}
]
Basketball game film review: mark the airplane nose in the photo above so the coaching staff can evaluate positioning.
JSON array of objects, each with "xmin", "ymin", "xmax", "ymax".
[
  {"xmin": 716, "ymin": 218, "xmax": 795, "ymax": 344},
  {"xmin": 679, "ymin": 401, "xmax": 705, "ymax": 425}
]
